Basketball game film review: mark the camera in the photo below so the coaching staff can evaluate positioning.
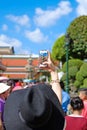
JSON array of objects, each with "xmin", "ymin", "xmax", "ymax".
[
  {"xmin": 39, "ymin": 50, "xmax": 48, "ymax": 67},
  {"xmin": 39, "ymin": 50, "xmax": 48, "ymax": 57}
]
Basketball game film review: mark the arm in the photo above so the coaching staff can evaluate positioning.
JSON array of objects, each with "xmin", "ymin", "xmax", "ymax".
[
  {"xmin": 50, "ymin": 70, "xmax": 62, "ymax": 103},
  {"xmin": 39, "ymin": 51, "xmax": 62, "ymax": 103}
]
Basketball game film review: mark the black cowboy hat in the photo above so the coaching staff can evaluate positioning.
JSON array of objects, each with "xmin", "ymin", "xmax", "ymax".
[{"xmin": 4, "ymin": 83, "xmax": 65, "ymax": 130}]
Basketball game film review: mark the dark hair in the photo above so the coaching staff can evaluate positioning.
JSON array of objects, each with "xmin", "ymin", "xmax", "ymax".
[
  {"xmin": 70, "ymin": 96, "xmax": 84, "ymax": 110},
  {"xmin": 60, "ymin": 81, "xmax": 65, "ymax": 90},
  {"xmin": 7, "ymin": 80, "xmax": 15, "ymax": 88},
  {"xmin": 79, "ymin": 88, "xmax": 87, "ymax": 96}
]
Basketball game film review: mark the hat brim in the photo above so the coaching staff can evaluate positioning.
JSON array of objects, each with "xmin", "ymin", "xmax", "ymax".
[
  {"xmin": 0, "ymin": 76, "xmax": 9, "ymax": 81},
  {"xmin": 0, "ymin": 83, "xmax": 11, "ymax": 94},
  {"xmin": 4, "ymin": 84, "xmax": 65, "ymax": 130}
]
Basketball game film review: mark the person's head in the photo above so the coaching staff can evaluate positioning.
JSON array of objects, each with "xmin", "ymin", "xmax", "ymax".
[
  {"xmin": 70, "ymin": 96, "xmax": 84, "ymax": 111},
  {"xmin": 0, "ymin": 76, "xmax": 9, "ymax": 83},
  {"xmin": 0, "ymin": 83, "xmax": 11, "ymax": 99},
  {"xmin": 79, "ymin": 88, "xmax": 87, "ymax": 100},
  {"xmin": 7, "ymin": 79, "xmax": 15, "ymax": 93},
  {"xmin": 4, "ymin": 83, "xmax": 65, "ymax": 130}
]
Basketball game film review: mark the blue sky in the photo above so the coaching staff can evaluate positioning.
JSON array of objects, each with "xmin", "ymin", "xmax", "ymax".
[{"xmin": 0, "ymin": 0, "xmax": 87, "ymax": 56}]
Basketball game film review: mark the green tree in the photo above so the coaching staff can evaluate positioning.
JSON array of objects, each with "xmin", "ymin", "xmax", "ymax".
[
  {"xmin": 61, "ymin": 59, "xmax": 83, "ymax": 88},
  {"xmin": 62, "ymin": 59, "xmax": 83, "ymax": 72},
  {"xmin": 74, "ymin": 63, "xmax": 87, "ymax": 88},
  {"xmin": 67, "ymin": 15, "xmax": 87, "ymax": 60},
  {"xmin": 51, "ymin": 35, "xmax": 66, "ymax": 61}
]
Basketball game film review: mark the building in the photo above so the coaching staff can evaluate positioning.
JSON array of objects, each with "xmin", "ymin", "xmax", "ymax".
[
  {"xmin": 0, "ymin": 46, "xmax": 39, "ymax": 80},
  {"xmin": 0, "ymin": 60, "xmax": 6, "ymax": 76},
  {"xmin": 1, "ymin": 55, "xmax": 39, "ymax": 80},
  {"xmin": 0, "ymin": 46, "xmax": 14, "ymax": 55}
]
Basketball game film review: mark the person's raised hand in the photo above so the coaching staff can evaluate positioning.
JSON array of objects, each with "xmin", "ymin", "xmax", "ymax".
[{"xmin": 39, "ymin": 51, "xmax": 57, "ymax": 72}]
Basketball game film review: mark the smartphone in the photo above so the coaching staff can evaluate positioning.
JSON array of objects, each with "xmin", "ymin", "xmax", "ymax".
[{"xmin": 39, "ymin": 50, "xmax": 48, "ymax": 67}]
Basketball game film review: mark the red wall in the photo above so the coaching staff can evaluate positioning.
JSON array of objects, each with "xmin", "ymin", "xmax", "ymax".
[{"xmin": 1, "ymin": 57, "xmax": 39, "ymax": 79}]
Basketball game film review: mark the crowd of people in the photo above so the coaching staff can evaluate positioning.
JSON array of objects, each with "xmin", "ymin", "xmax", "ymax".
[{"xmin": 0, "ymin": 52, "xmax": 87, "ymax": 130}]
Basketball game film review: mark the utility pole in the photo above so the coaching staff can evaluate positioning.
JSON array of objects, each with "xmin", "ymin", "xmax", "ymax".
[{"xmin": 65, "ymin": 33, "xmax": 70, "ymax": 93}]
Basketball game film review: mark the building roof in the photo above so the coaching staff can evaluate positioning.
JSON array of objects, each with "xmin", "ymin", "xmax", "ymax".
[{"xmin": 0, "ymin": 46, "xmax": 14, "ymax": 55}]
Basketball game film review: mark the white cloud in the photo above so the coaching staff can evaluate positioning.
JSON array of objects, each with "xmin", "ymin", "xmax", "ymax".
[
  {"xmin": 6, "ymin": 14, "xmax": 30, "ymax": 26},
  {"xmin": 0, "ymin": 34, "xmax": 22, "ymax": 47},
  {"xmin": 25, "ymin": 28, "xmax": 48, "ymax": 43},
  {"xmin": 16, "ymin": 48, "xmax": 39, "ymax": 56},
  {"xmin": 15, "ymin": 25, "xmax": 21, "ymax": 32},
  {"xmin": 34, "ymin": 1, "xmax": 72, "ymax": 27},
  {"xmin": 17, "ymin": 49, "xmax": 30, "ymax": 54},
  {"xmin": 32, "ymin": 53, "xmax": 39, "ymax": 57},
  {"xmin": 2, "ymin": 24, "xmax": 8, "ymax": 31},
  {"xmin": 76, "ymin": 0, "xmax": 87, "ymax": 15}
]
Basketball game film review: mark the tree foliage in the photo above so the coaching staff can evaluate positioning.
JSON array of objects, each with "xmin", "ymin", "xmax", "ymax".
[
  {"xmin": 67, "ymin": 15, "xmax": 87, "ymax": 60},
  {"xmin": 62, "ymin": 59, "xmax": 83, "ymax": 72},
  {"xmin": 61, "ymin": 59, "xmax": 83, "ymax": 88},
  {"xmin": 51, "ymin": 35, "xmax": 66, "ymax": 61},
  {"xmin": 83, "ymin": 78, "xmax": 87, "ymax": 87},
  {"xmin": 74, "ymin": 63, "xmax": 87, "ymax": 88}
]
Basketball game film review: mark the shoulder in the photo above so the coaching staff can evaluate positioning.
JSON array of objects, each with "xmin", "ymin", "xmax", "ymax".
[
  {"xmin": 0, "ymin": 98, "xmax": 5, "ymax": 104},
  {"xmin": 65, "ymin": 115, "xmax": 71, "ymax": 120},
  {"xmin": 83, "ymin": 100, "xmax": 87, "ymax": 104},
  {"xmin": 62, "ymin": 91, "xmax": 70, "ymax": 98}
]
